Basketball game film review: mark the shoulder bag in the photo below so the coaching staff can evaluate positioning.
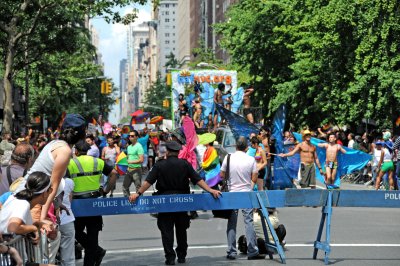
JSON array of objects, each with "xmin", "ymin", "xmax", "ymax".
[{"xmin": 212, "ymin": 154, "xmax": 233, "ymax": 219}]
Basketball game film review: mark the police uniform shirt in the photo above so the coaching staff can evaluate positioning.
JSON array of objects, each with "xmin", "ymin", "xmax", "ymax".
[{"xmin": 146, "ymin": 156, "xmax": 201, "ymax": 195}]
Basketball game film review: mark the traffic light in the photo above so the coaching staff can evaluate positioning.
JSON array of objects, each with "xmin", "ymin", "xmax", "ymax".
[
  {"xmin": 101, "ymin": 81, "xmax": 112, "ymax": 94},
  {"xmin": 163, "ymin": 99, "xmax": 170, "ymax": 108},
  {"xmin": 106, "ymin": 81, "xmax": 112, "ymax": 94},
  {"xmin": 166, "ymin": 73, "xmax": 171, "ymax": 86},
  {"xmin": 101, "ymin": 81, "xmax": 106, "ymax": 94}
]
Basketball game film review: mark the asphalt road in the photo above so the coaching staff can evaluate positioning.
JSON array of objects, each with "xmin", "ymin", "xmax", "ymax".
[{"xmin": 76, "ymin": 179, "xmax": 400, "ymax": 266}]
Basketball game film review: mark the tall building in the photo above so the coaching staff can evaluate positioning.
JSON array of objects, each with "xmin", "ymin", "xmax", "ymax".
[
  {"xmin": 211, "ymin": 0, "xmax": 238, "ymax": 63},
  {"xmin": 177, "ymin": 0, "xmax": 237, "ymax": 67},
  {"xmin": 125, "ymin": 22, "xmax": 150, "ymax": 114},
  {"xmin": 157, "ymin": 0, "xmax": 179, "ymax": 77},
  {"xmin": 177, "ymin": 0, "xmax": 191, "ymax": 66},
  {"xmin": 119, "ymin": 59, "xmax": 127, "ymax": 119},
  {"xmin": 148, "ymin": 8, "xmax": 159, "ymax": 84},
  {"xmin": 88, "ymin": 22, "xmax": 104, "ymax": 70}
]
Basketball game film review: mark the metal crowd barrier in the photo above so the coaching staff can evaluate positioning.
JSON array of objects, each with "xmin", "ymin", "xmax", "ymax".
[
  {"xmin": 0, "ymin": 232, "xmax": 48, "ymax": 265},
  {"xmin": 71, "ymin": 189, "xmax": 400, "ymax": 265}
]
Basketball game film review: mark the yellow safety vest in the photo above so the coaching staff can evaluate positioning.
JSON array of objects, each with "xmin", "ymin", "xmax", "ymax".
[{"xmin": 68, "ymin": 155, "xmax": 104, "ymax": 193}]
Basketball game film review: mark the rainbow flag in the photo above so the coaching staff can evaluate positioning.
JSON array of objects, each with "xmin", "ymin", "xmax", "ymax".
[{"xmin": 202, "ymin": 147, "xmax": 221, "ymax": 187}]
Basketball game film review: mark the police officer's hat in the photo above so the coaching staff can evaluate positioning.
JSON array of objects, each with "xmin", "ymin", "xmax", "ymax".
[
  {"xmin": 62, "ymin": 114, "xmax": 86, "ymax": 135},
  {"xmin": 165, "ymin": 141, "xmax": 182, "ymax": 151}
]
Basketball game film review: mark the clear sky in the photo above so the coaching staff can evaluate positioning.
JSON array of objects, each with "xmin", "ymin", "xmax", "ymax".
[{"xmin": 91, "ymin": 3, "xmax": 151, "ymax": 124}]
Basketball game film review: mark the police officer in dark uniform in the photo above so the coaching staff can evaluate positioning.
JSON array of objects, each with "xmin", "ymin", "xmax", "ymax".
[
  {"xmin": 67, "ymin": 139, "xmax": 118, "ymax": 266},
  {"xmin": 129, "ymin": 141, "xmax": 221, "ymax": 265}
]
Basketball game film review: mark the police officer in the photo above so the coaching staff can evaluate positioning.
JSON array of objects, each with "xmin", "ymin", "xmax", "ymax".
[
  {"xmin": 67, "ymin": 139, "xmax": 118, "ymax": 266},
  {"xmin": 129, "ymin": 141, "xmax": 221, "ymax": 265}
]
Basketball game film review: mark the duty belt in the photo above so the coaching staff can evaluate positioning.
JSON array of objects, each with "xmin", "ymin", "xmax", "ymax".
[{"xmin": 73, "ymin": 191, "xmax": 101, "ymax": 199}]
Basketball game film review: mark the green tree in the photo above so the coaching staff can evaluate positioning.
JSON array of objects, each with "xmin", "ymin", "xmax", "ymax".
[
  {"xmin": 165, "ymin": 52, "xmax": 181, "ymax": 69},
  {"xmin": 0, "ymin": 0, "xmax": 154, "ymax": 133},
  {"xmin": 190, "ymin": 39, "xmax": 222, "ymax": 68},
  {"xmin": 143, "ymin": 72, "xmax": 172, "ymax": 119},
  {"xmin": 216, "ymin": 0, "xmax": 400, "ymax": 129}
]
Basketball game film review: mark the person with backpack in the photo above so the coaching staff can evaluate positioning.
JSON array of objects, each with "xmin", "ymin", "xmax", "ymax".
[{"xmin": 0, "ymin": 133, "xmax": 15, "ymax": 167}]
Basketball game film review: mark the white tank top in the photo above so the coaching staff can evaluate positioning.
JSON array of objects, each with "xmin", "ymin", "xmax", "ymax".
[
  {"xmin": 383, "ymin": 148, "xmax": 392, "ymax": 162},
  {"xmin": 15, "ymin": 140, "xmax": 70, "ymax": 194},
  {"xmin": 27, "ymin": 140, "xmax": 69, "ymax": 177},
  {"xmin": 373, "ymin": 148, "xmax": 382, "ymax": 166}
]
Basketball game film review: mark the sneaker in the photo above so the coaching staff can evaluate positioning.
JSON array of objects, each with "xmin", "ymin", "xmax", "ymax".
[
  {"xmin": 248, "ymin": 254, "xmax": 266, "ymax": 260},
  {"xmin": 165, "ymin": 259, "xmax": 175, "ymax": 265},
  {"xmin": 226, "ymin": 254, "xmax": 236, "ymax": 260},
  {"xmin": 177, "ymin": 258, "xmax": 186, "ymax": 263},
  {"xmin": 189, "ymin": 211, "xmax": 198, "ymax": 219},
  {"xmin": 94, "ymin": 248, "xmax": 106, "ymax": 266}
]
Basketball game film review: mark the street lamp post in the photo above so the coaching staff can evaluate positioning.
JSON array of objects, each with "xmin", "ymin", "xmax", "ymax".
[
  {"xmin": 84, "ymin": 75, "xmax": 106, "ymax": 80},
  {"xmin": 84, "ymin": 75, "xmax": 107, "ymax": 116},
  {"xmin": 196, "ymin": 62, "xmax": 219, "ymax": 69}
]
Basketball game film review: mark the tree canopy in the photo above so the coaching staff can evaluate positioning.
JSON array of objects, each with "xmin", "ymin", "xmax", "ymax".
[
  {"xmin": 0, "ymin": 0, "xmax": 153, "ymax": 133},
  {"xmin": 215, "ymin": 0, "xmax": 400, "ymax": 130}
]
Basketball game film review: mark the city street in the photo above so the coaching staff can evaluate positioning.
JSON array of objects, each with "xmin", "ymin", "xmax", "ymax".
[
  {"xmin": 1, "ymin": 1, "xmax": 400, "ymax": 266},
  {"xmin": 77, "ymin": 180, "xmax": 400, "ymax": 266}
]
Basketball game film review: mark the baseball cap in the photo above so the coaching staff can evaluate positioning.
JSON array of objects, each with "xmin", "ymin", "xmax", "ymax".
[
  {"xmin": 302, "ymin": 130, "xmax": 311, "ymax": 136},
  {"xmin": 62, "ymin": 114, "xmax": 86, "ymax": 134}
]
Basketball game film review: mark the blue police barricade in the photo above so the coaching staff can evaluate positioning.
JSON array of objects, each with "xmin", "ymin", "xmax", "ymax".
[{"xmin": 72, "ymin": 190, "xmax": 400, "ymax": 265}]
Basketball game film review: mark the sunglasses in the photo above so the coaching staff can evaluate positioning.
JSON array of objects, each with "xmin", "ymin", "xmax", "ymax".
[{"xmin": 129, "ymin": 135, "xmax": 137, "ymax": 137}]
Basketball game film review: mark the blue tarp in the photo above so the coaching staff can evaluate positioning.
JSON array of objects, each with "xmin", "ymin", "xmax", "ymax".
[{"xmin": 293, "ymin": 132, "xmax": 372, "ymax": 187}]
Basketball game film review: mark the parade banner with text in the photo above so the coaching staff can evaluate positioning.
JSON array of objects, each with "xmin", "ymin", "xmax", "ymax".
[{"xmin": 171, "ymin": 69, "xmax": 237, "ymax": 128}]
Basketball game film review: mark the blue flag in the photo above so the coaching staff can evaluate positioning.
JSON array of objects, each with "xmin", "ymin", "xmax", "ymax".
[
  {"xmin": 272, "ymin": 104, "xmax": 286, "ymax": 154},
  {"xmin": 293, "ymin": 132, "xmax": 372, "ymax": 188},
  {"xmin": 272, "ymin": 104, "xmax": 294, "ymax": 189},
  {"xmin": 215, "ymin": 104, "xmax": 259, "ymax": 139}
]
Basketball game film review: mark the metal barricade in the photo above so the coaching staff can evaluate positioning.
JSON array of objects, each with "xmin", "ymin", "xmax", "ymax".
[{"xmin": 0, "ymin": 232, "xmax": 48, "ymax": 266}]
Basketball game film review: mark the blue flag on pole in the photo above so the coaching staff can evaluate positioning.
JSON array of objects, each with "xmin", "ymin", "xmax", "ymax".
[
  {"xmin": 272, "ymin": 104, "xmax": 286, "ymax": 154},
  {"xmin": 293, "ymin": 132, "xmax": 372, "ymax": 188},
  {"xmin": 272, "ymin": 104, "xmax": 294, "ymax": 189}
]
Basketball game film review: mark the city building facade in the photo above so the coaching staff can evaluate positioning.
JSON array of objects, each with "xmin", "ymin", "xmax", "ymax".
[
  {"xmin": 157, "ymin": 0, "xmax": 179, "ymax": 77},
  {"xmin": 126, "ymin": 22, "xmax": 150, "ymax": 114}
]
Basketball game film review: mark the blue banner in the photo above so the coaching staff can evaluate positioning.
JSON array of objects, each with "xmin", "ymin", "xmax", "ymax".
[
  {"xmin": 272, "ymin": 104, "xmax": 286, "ymax": 154},
  {"xmin": 71, "ymin": 190, "xmax": 400, "ymax": 217},
  {"xmin": 293, "ymin": 132, "xmax": 372, "ymax": 187},
  {"xmin": 272, "ymin": 104, "xmax": 293, "ymax": 189},
  {"xmin": 215, "ymin": 104, "xmax": 259, "ymax": 139}
]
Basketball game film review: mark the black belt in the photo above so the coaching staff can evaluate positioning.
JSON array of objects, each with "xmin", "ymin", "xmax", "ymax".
[
  {"xmin": 158, "ymin": 190, "xmax": 189, "ymax": 195},
  {"xmin": 73, "ymin": 191, "xmax": 101, "ymax": 199}
]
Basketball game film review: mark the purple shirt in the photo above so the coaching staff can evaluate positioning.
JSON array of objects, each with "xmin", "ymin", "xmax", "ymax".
[{"xmin": 87, "ymin": 144, "xmax": 100, "ymax": 158}]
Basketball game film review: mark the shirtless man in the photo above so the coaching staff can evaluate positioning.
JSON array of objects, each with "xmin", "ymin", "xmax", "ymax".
[
  {"xmin": 279, "ymin": 130, "xmax": 323, "ymax": 188},
  {"xmin": 318, "ymin": 133, "xmax": 346, "ymax": 185},
  {"xmin": 242, "ymin": 85, "xmax": 255, "ymax": 123},
  {"xmin": 213, "ymin": 83, "xmax": 225, "ymax": 131}
]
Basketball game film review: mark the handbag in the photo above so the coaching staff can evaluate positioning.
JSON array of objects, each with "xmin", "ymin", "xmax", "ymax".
[{"xmin": 212, "ymin": 154, "xmax": 233, "ymax": 219}]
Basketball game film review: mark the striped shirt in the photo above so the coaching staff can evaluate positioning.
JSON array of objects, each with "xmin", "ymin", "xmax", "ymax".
[{"xmin": 394, "ymin": 136, "xmax": 400, "ymax": 160}]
